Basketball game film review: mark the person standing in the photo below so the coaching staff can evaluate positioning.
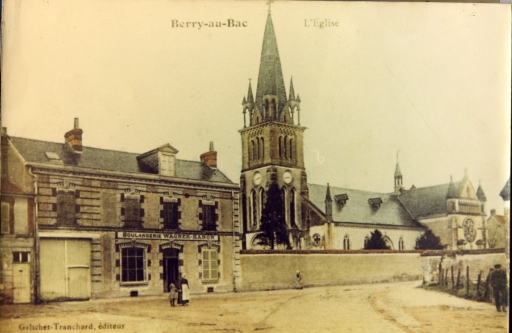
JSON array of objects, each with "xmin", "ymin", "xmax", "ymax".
[
  {"xmin": 176, "ymin": 273, "xmax": 183, "ymax": 306},
  {"xmin": 168, "ymin": 283, "xmax": 178, "ymax": 307},
  {"xmin": 296, "ymin": 270, "xmax": 303, "ymax": 289},
  {"xmin": 181, "ymin": 273, "xmax": 190, "ymax": 306},
  {"xmin": 489, "ymin": 264, "xmax": 508, "ymax": 312}
]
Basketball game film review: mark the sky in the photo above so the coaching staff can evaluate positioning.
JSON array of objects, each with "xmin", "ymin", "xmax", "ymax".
[{"xmin": 1, "ymin": 0, "xmax": 510, "ymax": 215}]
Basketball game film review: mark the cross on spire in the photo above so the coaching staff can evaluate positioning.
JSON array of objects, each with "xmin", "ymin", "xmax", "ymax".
[{"xmin": 267, "ymin": 0, "xmax": 274, "ymax": 14}]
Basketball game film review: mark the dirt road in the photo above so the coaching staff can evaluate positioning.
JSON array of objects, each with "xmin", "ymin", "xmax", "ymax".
[{"xmin": 1, "ymin": 281, "xmax": 508, "ymax": 333}]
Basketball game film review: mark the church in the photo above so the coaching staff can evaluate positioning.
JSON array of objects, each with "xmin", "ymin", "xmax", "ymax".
[{"xmin": 239, "ymin": 10, "xmax": 488, "ymax": 252}]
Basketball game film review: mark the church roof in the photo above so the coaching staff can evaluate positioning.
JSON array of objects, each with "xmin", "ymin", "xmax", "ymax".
[
  {"xmin": 7, "ymin": 136, "xmax": 233, "ymax": 184},
  {"xmin": 394, "ymin": 162, "xmax": 402, "ymax": 178},
  {"xmin": 307, "ymin": 183, "xmax": 422, "ymax": 228},
  {"xmin": 397, "ymin": 182, "xmax": 462, "ymax": 218},
  {"xmin": 476, "ymin": 184, "xmax": 487, "ymax": 202},
  {"xmin": 255, "ymin": 13, "xmax": 287, "ymax": 116}
]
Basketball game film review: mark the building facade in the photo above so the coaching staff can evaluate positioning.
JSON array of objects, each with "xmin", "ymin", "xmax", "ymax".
[{"xmin": 1, "ymin": 121, "xmax": 241, "ymax": 303}]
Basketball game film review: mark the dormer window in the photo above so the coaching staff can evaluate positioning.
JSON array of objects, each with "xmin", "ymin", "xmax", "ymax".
[
  {"xmin": 159, "ymin": 153, "xmax": 175, "ymax": 176},
  {"xmin": 368, "ymin": 197, "xmax": 383, "ymax": 209},
  {"xmin": 334, "ymin": 194, "xmax": 349, "ymax": 207}
]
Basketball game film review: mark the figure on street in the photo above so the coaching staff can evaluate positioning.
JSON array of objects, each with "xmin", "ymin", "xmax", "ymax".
[
  {"xmin": 181, "ymin": 273, "xmax": 190, "ymax": 306},
  {"xmin": 168, "ymin": 283, "xmax": 178, "ymax": 307},
  {"xmin": 489, "ymin": 264, "xmax": 508, "ymax": 312},
  {"xmin": 296, "ymin": 270, "xmax": 303, "ymax": 289},
  {"xmin": 177, "ymin": 273, "xmax": 183, "ymax": 305}
]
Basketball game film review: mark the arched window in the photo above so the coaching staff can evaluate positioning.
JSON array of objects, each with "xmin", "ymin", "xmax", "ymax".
[
  {"xmin": 279, "ymin": 137, "xmax": 282, "ymax": 158},
  {"xmin": 251, "ymin": 190, "xmax": 258, "ymax": 228},
  {"xmin": 343, "ymin": 234, "xmax": 350, "ymax": 250},
  {"xmin": 364, "ymin": 236, "xmax": 370, "ymax": 249},
  {"xmin": 281, "ymin": 187, "xmax": 287, "ymax": 222},
  {"xmin": 289, "ymin": 138, "xmax": 293, "ymax": 159},
  {"xmin": 256, "ymin": 138, "xmax": 260, "ymax": 160},
  {"xmin": 399, "ymin": 237, "xmax": 405, "ymax": 250},
  {"xmin": 261, "ymin": 138, "xmax": 265, "ymax": 159},
  {"xmin": 259, "ymin": 188, "xmax": 265, "ymax": 222},
  {"xmin": 284, "ymin": 138, "xmax": 287, "ymax": 159},
  {"xmin": 290, "ymin": 189, "xmax": 296, "ymax": 227},
  {"xmin": 251, "ymin": 140, "xmax": 255, "ymax": 161},
  {"xmin": 265, "ymin": 100, "xmax": 269, "ymax": 118}
]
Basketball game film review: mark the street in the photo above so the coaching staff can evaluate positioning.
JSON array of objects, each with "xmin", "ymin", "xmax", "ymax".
[{"xmin": 1, "ymin": 281, "xmax": 508, "ymax": 333}]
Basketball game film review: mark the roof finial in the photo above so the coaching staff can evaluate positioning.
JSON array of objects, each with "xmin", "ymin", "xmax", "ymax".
[{"xmin": 266, "ymin": 0, "xmax": 274, "ymax": 14}]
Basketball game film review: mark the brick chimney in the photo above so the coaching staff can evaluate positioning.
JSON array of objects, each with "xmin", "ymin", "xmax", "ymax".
[
  {"xmin": 200, "ymin": 141, "xmax": 217, "ymax": 168},
  {"xmin": 64, "ymin": 118, "xmax": 83, "ymax": 153}
]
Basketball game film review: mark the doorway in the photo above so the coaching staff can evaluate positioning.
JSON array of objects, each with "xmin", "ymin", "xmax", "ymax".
[
  {"xmin": 163, "ymin": 248, "xmax": 179, "ymax": 293},
  {"xmin": 13, "ymin": 263, "xmax": 31, "ymax": 303}
]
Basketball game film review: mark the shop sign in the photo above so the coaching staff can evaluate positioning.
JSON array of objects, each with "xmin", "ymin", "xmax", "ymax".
[{"xmin": 117, "ymin": 231, "xmax": 218, "ymax": 241}]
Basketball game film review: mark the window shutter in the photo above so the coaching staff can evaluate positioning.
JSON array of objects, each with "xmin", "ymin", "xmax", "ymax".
[
  {"xmin": 178, "ymin": 198, "xmax": 181, "ymax": 205},
  {"xmin": 210, "ymin": 251, "xmax": 218, "ymax": 281},
  {"xmin": 178, "ymin": 211, "xmax": 182, "ymax": 220},
  {"xmin": 140, "ymin": 195, "xmax": 144, "ymax": 203},
  {"xmin": 215, "ymin": 201, "xmax": 218, "ymax": 208},
  {"xmin": 160, "ymin": 210, "xmax": 164, "ymax": 218},
  {"xmin": 148, "ymin": 260, "xmax": 151, "ymax": 267},
  {"xmin": 121, "ymin": 207, "xmax": 125, "ymax": 215},
  {"xmin": 140, "ymin": 208, "xmax": 145, "ymax": 217},
  {"xmin": 199, "ymin": 200, "xmax": 202, "ymax": 207},
  {"xmin": 1, "ymin": 202, "xmax": 10, "ymax": 234},
  {"xmin": 202, "ymin": 250, "xmax": 210, "ymax": 280},
  {"xmin": 120, "ymin": 193, "xmax": 124, "ymax": 202},
  {"xmin": 75, "ymin": 190, "xmax": 80, "ymax": 198}
]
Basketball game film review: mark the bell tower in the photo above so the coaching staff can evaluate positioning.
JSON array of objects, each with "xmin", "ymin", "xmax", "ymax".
[{"xmin": 239, "ymin": 10, "xmax": 308, "ymax": 249}]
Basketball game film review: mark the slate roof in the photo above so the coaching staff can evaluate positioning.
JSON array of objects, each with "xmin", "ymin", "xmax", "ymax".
[
  {"xmin": 306, "ymin": 183, "xmax": 422, "ymax": 228},
  {"xmin": 397, "ymin": 182, "xmax": 462, "ymax": 218},
  {"xmin": 8, "ymin": 137, "xmax": 233, "ymax": 184}
]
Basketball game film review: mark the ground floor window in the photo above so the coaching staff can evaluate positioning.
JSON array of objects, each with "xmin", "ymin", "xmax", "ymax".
[
  {"xmin": 398, "ymin": 237, "xmax": 405, "ymax": 250},
  {"xmin": 343, "ymin": 235, "xmax": 350, "ymax": 250},
  {"xmin": 122, "ymin": 247, "xmax": 145, "ymax": 282},
  {"xmin": 202, "ymin": 249, "xmax": 219, "ymax": 282}
]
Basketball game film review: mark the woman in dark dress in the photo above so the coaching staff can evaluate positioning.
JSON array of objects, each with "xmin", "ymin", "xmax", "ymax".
[{"xmin": 181, "ymin": 273, "xmax": 190, "ymax": 306}]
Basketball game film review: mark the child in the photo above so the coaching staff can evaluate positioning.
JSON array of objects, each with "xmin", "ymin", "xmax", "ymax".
[{"xmin": 168, "ymin": 283, "xmax": 178, "ymax": 307}]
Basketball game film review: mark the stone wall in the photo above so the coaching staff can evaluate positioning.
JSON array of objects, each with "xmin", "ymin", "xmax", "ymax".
[
  {"xmin": 420, "ymin": 248, "xmax": 506, "ymax": 284},
  {"xmin": 238, "ymin": 250, "xmax": 423, "ymax": 291}
]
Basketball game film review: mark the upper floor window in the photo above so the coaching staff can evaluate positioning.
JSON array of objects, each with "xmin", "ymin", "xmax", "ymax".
[
  {"xmin": 200, "ymin": 201, "xmax": 217, "ymax": 231},
  {"xmin": 57, "ymin": 191, "xmax": 77, "ymax": 225},
  {"xmin": 162, "ymin": 198, "xmax": 181, "ymax": 229},
  {"xmin": 121, "ymin": 194, "xmax": 144, "ymax": 228}
]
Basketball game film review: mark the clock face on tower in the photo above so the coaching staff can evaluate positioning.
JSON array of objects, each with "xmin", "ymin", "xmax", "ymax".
[
  {"xmin": 283, "ymin": 171, "xmax": 293, "ymax": 184},
  {"xmin": 252, "ymin": 172, "xmax": 262, "ymax": 186}
]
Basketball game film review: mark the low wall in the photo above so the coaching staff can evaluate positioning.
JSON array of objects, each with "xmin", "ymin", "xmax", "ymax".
[
  {"xmin": 239, "ymin": 250, "xmax": 423, "ymax": 291},
  {"xmin": 420, "ymin": 248, "xmax": 507, "ymax": 284}
]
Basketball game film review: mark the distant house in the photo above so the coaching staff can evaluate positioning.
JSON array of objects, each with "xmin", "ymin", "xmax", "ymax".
[{"xmin": 487, "ymin": 209, "xmax": 506, "ymax": 249}]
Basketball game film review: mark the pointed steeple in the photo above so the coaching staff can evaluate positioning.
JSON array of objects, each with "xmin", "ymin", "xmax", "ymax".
[
  {"xmin": 255, "ymin": 13, "xmax": 287, "ymax": 117},
  {"xmin": 242, "ymin": 96, "xmax": 247, "ymax": 105},
  {"xmin": 476, "ymin": 181, "xmax": 487, "ymax": 202},
  {"xmin": 447, "ymin": 175, "xmax": 458, "ymax": 199},
  {"xmin": 499, "ymin": 178, "xmax": 510, "ymax": 201},
  {"xmin": 394, "ymin": 162, "xmax": 402, "ymax": 178},
  {"xmin": 289, "ymin": 77, "xmax": 296, "ymax": 100},
  {"xmin": 247, "ymin": 79, "xmax": 254, "ymax": 104}
]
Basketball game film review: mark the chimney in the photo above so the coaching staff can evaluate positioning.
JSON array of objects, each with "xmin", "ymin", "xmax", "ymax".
[
  {"xmin": 491, "ymin": 209, "xmax": 496, "ymax": 216},
  {"xmin": 1, "ymin": 127, "xmax": 7, "ymax": 137},
  {"xmin": 200, "ymin": 141, "xmax": 217, "ymax": 168},
  {"xmin": 64, "ymin": 118, "xmax": 83, "ymax": 153}
]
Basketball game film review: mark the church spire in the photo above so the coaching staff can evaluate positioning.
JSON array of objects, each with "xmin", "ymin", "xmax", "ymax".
[
  {"xmin": 289, "ymin": 77, "xmax": 296, "ymax": 100},
  {"xmin": 247, "ymin": 79, "xmax": 254, "ymax": 104},
  {"xmin": 255, "ymin": 12, "xmax": 287, "ymax": 119},
  {"xmin": 394, "ymin": 153, "xmax": 403, "ymax": 194}
]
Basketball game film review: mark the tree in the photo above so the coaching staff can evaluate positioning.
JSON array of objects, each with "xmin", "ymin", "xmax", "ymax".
[
  {"xmin": 253, "ymin": 182, "xmax": 290, "ymax": 250},
  {"xmin": 364, "ymin": 229, "xmax": 390, "ymax": 250},
  {"xmin": 415, "ymin": 228, "xmax": 444, "ymax": 250}
]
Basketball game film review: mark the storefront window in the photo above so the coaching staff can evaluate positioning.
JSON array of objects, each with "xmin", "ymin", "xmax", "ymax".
[{"xmin": 121, "ymin": 247, "xmax": 145, "ymax": 282}]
